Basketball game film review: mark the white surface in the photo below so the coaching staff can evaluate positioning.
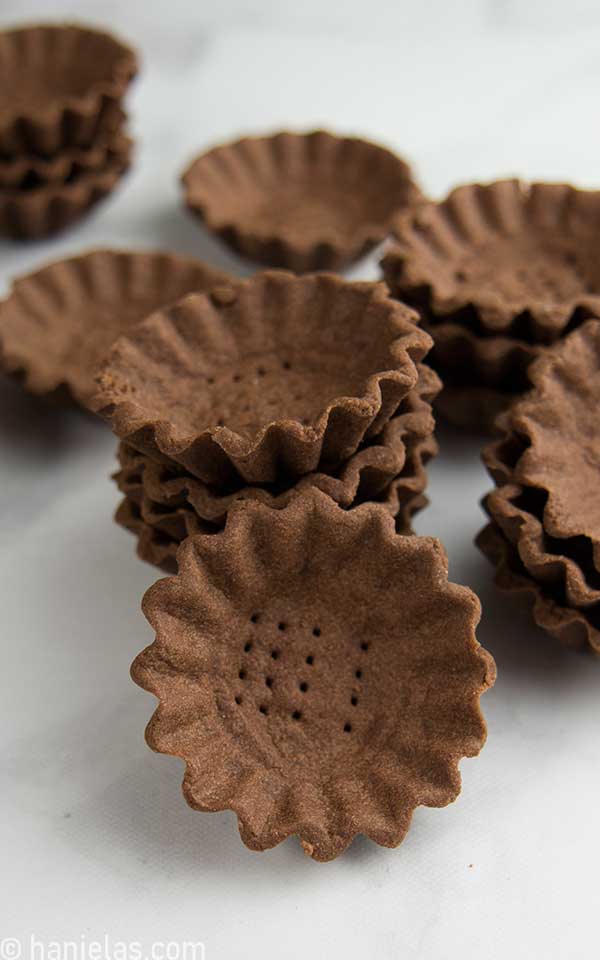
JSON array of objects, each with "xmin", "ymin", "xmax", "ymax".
[{"xmin": 2, "ymin": 2, "xmax": 600, "ymax": 958}]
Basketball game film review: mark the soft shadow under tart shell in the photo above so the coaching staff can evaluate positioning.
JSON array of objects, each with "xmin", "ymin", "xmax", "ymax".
[
  {"xmin": 0, "ymin": 249, "xmax": 231, "ymax": 405},
  {"xmin": 95, "ymin": 271, "xmax": 431, "ymax": 485},
  {"xmin": 182, "ymin": 130, "xmax": 422, "ymax": 272},
  {"xmin": 131, "ymin": 492, "xmax": 495, "ymax": 860}
]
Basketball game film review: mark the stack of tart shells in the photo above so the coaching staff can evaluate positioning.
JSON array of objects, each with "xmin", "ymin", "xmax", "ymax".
[
  {"xmin": 382, "ymin": 179, "xmax": 600, "ymax": 431},
  {"xmin": 93, "ymin": 269, "xmax": 440, "ymax": 573},
  {"xmin": 0, "ymin": 23, "xmax": 137, "ymax": 239},
  {"xmin": 478, "ymin": 320, "xmax": 600, "ymax": 654}
]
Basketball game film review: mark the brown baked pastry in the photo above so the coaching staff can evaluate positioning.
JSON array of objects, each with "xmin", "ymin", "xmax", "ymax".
[
  {"xmin": 95, "ymin": 272, "xmax": 431, "ymax": 485},
  {"xmin": 0, "ymin": 23, "xmax": 137, "ymax": 155},
  {"xmin": 382, "ymin": 180, "xmax": 600, "ymax": 429},
  {"xmin": 115, "ymin": 428, "xmax": 438, "ymax": 571},
  {"xmin": 478, "ymin": 321, "xmax": 600, "ymax": 653},
  {"xmin": 114, "ymin": 367, "xmax": 439, "ymax": 570},
  {"xmin": 0, "ymin": 133, "xmax": 132, "ymax": 239},
  {"xmin": 0, "ymin": 249, "xmax": 231, "ymax": 405},
  {"xmin": 0, "ymin": 107, "xmax": 126, "ymax": 189},
  {"xmin": 423, "ymin": 324, "xmax": 539, "ymax": 432},
  {"xmin": 114, "ymin": 364, "xmax": 438, "ymax": 510},
  {"xmin": 131, "ymin": 492, "xmax": 495, "ymax": 860},
  {"xmin": 115, "ymin": 497, "xmax": 182, "ymax": 575},
  {"xmin": 182, "ymin": 131, "xmax": 422, "ymax": 272},
  {"xmin": 477, "ymin": 523, "xmax": 600, "ymax": 652}
]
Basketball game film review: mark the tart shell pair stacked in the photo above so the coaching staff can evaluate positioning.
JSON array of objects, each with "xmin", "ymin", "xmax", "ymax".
[
  {"xmin": 382, "ymin": 179, "xmax": 600, "ymax": 430},
  {"xmin": 478, "ymin": 321, "xmax": 600, "ymax": 654},
  {"xmin": 0, "ymin": 24, "xmax": 137, "ymax": 239},
  {"xmin": 94, "ymin": 271, "xmax": 440, "ymax": 572}
]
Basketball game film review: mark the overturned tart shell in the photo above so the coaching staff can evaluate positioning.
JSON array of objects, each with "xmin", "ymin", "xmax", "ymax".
[
  {"xmin": 95, "ymin": 272, "xmax": 431, "ymax": 485},
  {"xmin": 0, "ymin": 23, "xmax": 137, "ymax": 155},
  {"xmin": 0, "ymin": 134, "xmax": 132, "ymax": 239},
  {"xmin": 0, "ymin": 249, "xmax": 231, "ymax": 405},
  {"xmin": 182, "ymin": 130, "xmax": 422, "ymax": 272},
  {"xmin": 132, "ymin": 492, "xmax": 495, "ymax": 860}
]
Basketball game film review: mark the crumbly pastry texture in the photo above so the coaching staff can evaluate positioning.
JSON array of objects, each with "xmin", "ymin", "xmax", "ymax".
[
  {"xmin": 132, "ymin": 492, "xmax": 495, "ymax": 860},
  {"xmin": 382, "ymin": 180, "xmax": 600, "ymax": 429},
  {"xmin": 479, "ymin": 321, "xmax": 600, "ymax": 653},
  {"xmin": 0, "ymin": 249, "xmax": 231, "ymax": 404},
  {"xmin": 95, "ymin": 271, "xmax": 431, "ymax": 485}
]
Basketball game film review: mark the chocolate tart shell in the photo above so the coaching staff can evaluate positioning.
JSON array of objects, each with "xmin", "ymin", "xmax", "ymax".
[
  {"xmin": 95, "ymin": 272, "xmax": 431, "ymax": 485},
  {"xmin": 132, "ymin": 492, "xmax": 495, "ymax": 860},
  {"xmin": 182, "ymin": 130, "xmax": 422, "ymax": 272},
  {"xmin": 114, "ymin": 369, "xmax": 440, "ymax": 572},
  {"xmin": 382, "ymin": 179, "xmax": 600, "ymax": 336},
  {"xmin": 0, "ymin": 23, "xmax": 137, "ymax": 155},
  {"xmin": 115, "ymin": 426, "xmax": 438, "ymax": 572},
  {"xmin": 0, "ymin": 249, "xmax": 231, "ymax": 405},
  {"xmin": 0, "ymin": 135, "xmax": 132, "ymax": 240},
  {"xmin": 114, "ymin": 365, "xmax": 439, "ymax": 519},
  {"xmin": 478, "ymin": 322, "xmax": 600, "ymax": 652},
  {"xmin": 0, "ymin": 107, "xmax": 126, "ymax": 189},
  {"xmin": 477, "ymin": 522, "xmax": 600, "ymax": 654},
  {"xmin": 423, "ymin": 323, "xmax": 541, "ymax": 431}
]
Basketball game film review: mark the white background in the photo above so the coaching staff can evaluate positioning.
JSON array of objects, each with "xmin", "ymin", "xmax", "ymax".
[{"xmin": 2, "ymin": 2, "xmax": 600, "ymax": 958}]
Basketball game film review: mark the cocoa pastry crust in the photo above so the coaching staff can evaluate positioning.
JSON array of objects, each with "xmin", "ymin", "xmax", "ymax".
[
  {"xmin": 115, "ymin": 427, "xmax": 438, "ymax": 571},
  {"xmin": 382, "ymin": 180, "xmax": 600, "ymax": 336},
  {"xmin": 131, "ymin": 492, "xmax": 495, "ymax": 861},
  {"xmin": 422, "ymin": 323, "xmax": 541, "ymax": 432},
  {"xmin": 114, "ymin": 365, "xmax": 439, "ymax": 517},
  {"xmin": 0, "ymin": 134, "xmax": 132, "ymax": 240},
  {"xmin": 483, "ymin": 483, "xmax": 600, "ymax": 609},
  {"xmin": 0, "ymin": 107, "xmax": 127, "ymax": 189},
  {"xmin": 95, "ymin": 272, "xmax": 431, "ymax": 485},
  {"xmin": 477, "ymin": 523, "xmax": 600, "ymax": 653},
  {"xmin": 0, "ymin": 23, "xmax": 137, "ymax": 155},
  {"xmin": 114, "ymin": 368, "xmax": 440, "ymax": 570},
  {"xmin": 478, "ymin": 322, "xmax": 600, "ymax": 652},
  {"xmin": 0, "ymin": 249, "xmax": 231, "ymax": 405},
  {"xmin": 382, "ymin": 180, "xmax": 600, "ymax": 429},
  {"xmin": 115, "ymin": 498, "xmax": 180, "ymax": 575},
  {"xmin": 182, "ymin": 130, "xmax": 422, "ymax": 272}
]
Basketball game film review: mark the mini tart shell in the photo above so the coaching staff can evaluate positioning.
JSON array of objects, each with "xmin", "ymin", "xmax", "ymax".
[
  {"xmin": 0, "ymin": 23, "xmax": 137, "ymax": 155},
  {"xmin": 182, "ymin": 130, "xmax": 422, "ymax": 272},
  {"xmin": 95, "ymin": 271, "xmax": 431, "ymax": 485},
  {"xmin": 0, "ymin": 248, "xmax": 231, "ymax": 404},
  {"xmin": 132, "ymin": 491, "xmax": 495, "ymax": 860}
]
